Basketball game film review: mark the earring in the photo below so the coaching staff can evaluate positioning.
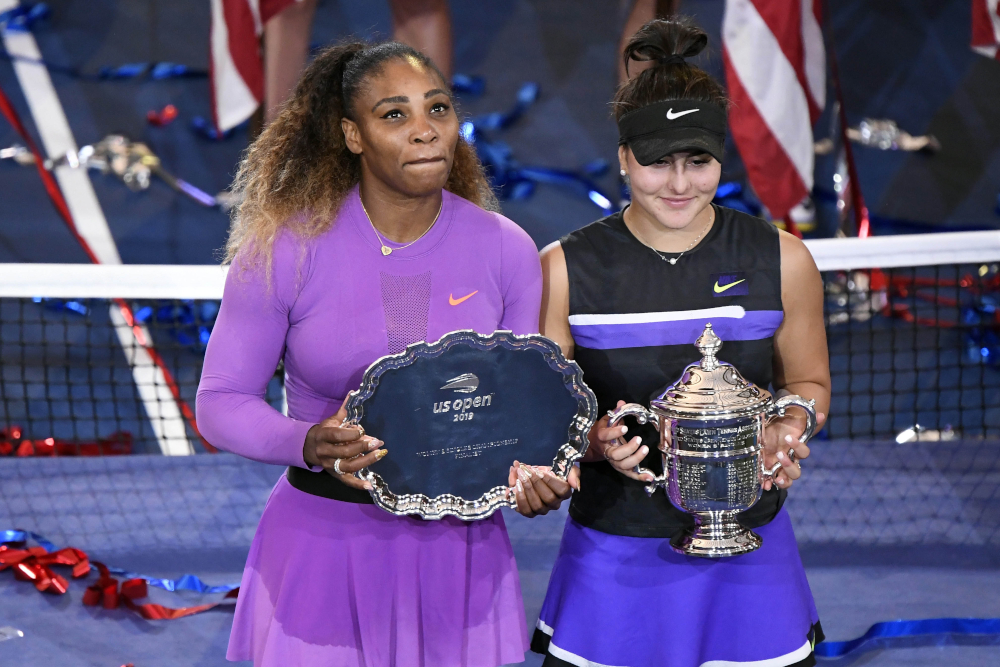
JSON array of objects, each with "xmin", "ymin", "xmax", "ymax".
[{"xmin": 620, "ymin": 169, "xmax": 627, "ymax": 177}]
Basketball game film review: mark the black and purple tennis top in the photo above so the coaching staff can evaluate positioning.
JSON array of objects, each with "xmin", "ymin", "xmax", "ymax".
[{"xmin": 562, "ymin": 204, "xmax": 787, "ymax": 539}]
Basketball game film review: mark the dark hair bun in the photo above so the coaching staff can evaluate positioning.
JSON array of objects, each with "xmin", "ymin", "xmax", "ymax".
[
  {"xmin": 613, "ymin": 17, "xmax": 726, "ymax": 120},
  {"xmin": 623, "ymin": 17, "xmax": 707, "ymax": 75}
]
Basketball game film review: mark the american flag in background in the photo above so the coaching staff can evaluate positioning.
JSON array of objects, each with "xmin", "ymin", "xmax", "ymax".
[
  {"xmin": 210, "ymin": 0, "xmax": 296, "ymax": 132},
  {"xmin": 722, "ymin": 0, "xmax": 825, "ymax": 223},
  {"xmin": 972, "ymin": 0, "xmax": 1000, "ymax": 59}
]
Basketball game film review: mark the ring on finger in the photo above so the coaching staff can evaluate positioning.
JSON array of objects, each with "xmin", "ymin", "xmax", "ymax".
[
  {"xmin": 333, "ymin": 458, "xmax": 344, "ymax": 475},
  {"xmin": 786, "ymin": 447, "xmax": 802, "ymax": 470}
]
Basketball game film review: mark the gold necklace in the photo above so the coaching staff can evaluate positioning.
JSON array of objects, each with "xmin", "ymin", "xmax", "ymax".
[
  {"xmin": 628, "ymin": 207, "xmax": 714, "ymax": 265},
  {"xmin": 360, "ymin": 196, "xmax": 442, "ymax": 256}
]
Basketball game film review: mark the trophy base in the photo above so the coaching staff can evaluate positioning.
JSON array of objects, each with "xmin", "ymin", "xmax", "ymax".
[{"xmin": 672, "ymin": 511, "xmax": 763, "ymax": 558}]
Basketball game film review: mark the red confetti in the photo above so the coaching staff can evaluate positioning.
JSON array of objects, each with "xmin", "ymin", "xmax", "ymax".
[
  {"xmin": 84, "ymin": 561, "xmax": 238, "ymax": 620},
  {"xmin": 0, "ymin": 426, "xmax": 133, "ymax": 457},
  {"xmin": 146, "ymin": 104, "xmax": 178, "ymax": 126},
  {"xmin": 1, "ymin": 537, "xmax": 238, "ymax": 619},
  {"xmin": 1, "ymin": 545, "xmax": 87, "ymax": 595}
]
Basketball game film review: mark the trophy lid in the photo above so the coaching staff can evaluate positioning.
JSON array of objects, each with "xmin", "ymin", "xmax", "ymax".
[{"xmin": 650, "ymin": 323, "xmax": 771, "ymax": 418}]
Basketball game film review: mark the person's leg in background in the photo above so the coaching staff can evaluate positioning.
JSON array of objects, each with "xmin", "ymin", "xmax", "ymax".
[
  {"xmin": 263, "ymin": 0, "xmax": 319, "ymax": 125},
  {"xmin": 390, "ymin": 0, "xmax": 453, "ymax": 80},
  {"xmin": 261, "ymin": 0, "xmax": 452, "ymax": 129},
  {"xmin": 617, "ymin": 0, "xmax": 680, "ymax": 84}
]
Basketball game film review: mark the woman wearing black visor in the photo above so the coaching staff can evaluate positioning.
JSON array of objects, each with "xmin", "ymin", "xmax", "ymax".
[{"xmin": 531, "ymin": 17, "xmax": 832, "ymax": 667}]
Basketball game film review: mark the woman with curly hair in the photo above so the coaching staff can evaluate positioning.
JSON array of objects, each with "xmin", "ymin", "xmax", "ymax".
[{"xmin": 197, "ymin": 41, "xmax": 571, "ymax": 667}]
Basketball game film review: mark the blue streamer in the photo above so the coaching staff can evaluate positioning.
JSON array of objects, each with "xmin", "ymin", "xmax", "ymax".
[
  {"xmin": 190, "ymin": 116, "xmax": 241, "ymax": 141},
  {"xmin": 712, "ymin": 181, "xmax": 763, "ymax": 217},
  {"xmin": 98, "ymin": 62, "xmax": 205, "ymax": 81},
  {"xmin": 0, "ymin": 49, "xmax": 205, "ymax": 81},
  {"xmin": 461, "ymin": 83, "xmax": 617, "ymax": 215},
  {"xmin": 451, "ymin": 73, "xmax": 485, "ymax": 96},
  {"xmin": 106, "ymin": 568, "xmax": 238, "ymax": 594},
  {"xmin": 816, "ymin": 618, "xmax": 1000, "ymax": 658},
  {"xmin": 2, "ymin": 529, "xmax": 238, "ymax": 594},
  {"xmin": 0, "ymin": 2, "xmax": 49, "ymax": 32},
  {"xmin": 1, "ymin": 529, "xmax": 57, "ymax": 553}
]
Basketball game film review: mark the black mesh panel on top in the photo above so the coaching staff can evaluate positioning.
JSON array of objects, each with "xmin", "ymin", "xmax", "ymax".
[{"xmin": 379, "ymin": 271, "xmax": 432, "ymax": 355}]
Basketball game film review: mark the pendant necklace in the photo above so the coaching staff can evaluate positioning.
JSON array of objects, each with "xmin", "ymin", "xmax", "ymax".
[
  {"xmin": 630, "ymin": 207, "xmax": 714, "ymax": 265},
  {"xmin": 361, "ymin": 196, "xmax": 442, "ymax": 256}
]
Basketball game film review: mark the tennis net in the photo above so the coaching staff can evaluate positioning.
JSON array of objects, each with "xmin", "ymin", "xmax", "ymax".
[
  {"xmin": 811, "ymin": 230, "xmax": 1000, "ymax": 441},
  {"xmin": 0, "ymin": 264, "xmax": 285, "ymax": 456},
  {"xmin": 0, "ymin": 230, "xmax": 998, "ymax": 457}
]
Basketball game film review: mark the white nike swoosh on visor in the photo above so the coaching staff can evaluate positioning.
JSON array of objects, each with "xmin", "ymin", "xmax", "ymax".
[{"xmin": 666, "ymin": 108, "xmax": 699, "ymax": 119}]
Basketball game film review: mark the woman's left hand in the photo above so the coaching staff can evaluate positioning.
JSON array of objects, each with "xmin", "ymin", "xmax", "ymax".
[
  {"xmin": 507, "ymin": 461, "xmax": 580, "ymax": 517},
  {"xmin": 762, "ymin": 409, "xmax": 826, "ymax": 491}
]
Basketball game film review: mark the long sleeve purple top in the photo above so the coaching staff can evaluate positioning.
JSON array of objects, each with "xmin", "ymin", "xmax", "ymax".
[
  {"xmin": 195, "ymin": 187, "xmax": 541, "ymax": 666},
  {"xmin": 197, "ymin": 187, "xmax": 541, "ymax": 465}
]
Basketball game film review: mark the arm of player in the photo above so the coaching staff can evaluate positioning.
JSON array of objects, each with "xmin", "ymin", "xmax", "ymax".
[{"xmin": 764, "ymin": 231, "xmax": 832, "ymax": 490}]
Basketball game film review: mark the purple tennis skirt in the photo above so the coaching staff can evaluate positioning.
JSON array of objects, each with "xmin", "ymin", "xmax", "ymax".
[{"xmin": 532, "ymin": 509, "xmax": 822, "ymax": 667}]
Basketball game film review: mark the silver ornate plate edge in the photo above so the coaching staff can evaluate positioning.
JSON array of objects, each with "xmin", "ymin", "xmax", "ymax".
[{"xmin": 344, "ymin": 329, "xmax": 597, "ymax": 521}]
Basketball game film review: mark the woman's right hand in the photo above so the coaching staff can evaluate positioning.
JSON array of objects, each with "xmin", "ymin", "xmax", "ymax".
[
  {"xmin": 590, "ymin": 400, "xmax": 656, "ymax": 483},
  {"xmin": 303, "ymin": 404, "xmax": 386, "ymax": 490}
]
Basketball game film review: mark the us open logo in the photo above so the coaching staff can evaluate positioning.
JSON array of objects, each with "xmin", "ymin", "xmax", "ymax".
[{"xmin": 434, "ymin": 373, "xmax": 494, "ymax": 422}]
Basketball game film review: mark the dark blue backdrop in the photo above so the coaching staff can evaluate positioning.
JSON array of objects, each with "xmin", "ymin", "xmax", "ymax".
[{"xmin": 1, "ymin": 0, "xmax": 998, "ymax": 264}]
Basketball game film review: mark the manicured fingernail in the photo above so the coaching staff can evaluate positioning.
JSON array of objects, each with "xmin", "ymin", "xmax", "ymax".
[
  {"xmin": 363, "ymin": 482, "xmax": 373, "ymax": 490},
  {"xmin": 641, "ymin": 446, "xmax": 648, "ymax": 454},
  {"xmin": 368, "ymin": 438, "xmax": 382, "ymax": 450},
  {"xmin": 785, "ymin": 434, "xmax": 793, "ymax": 443},
  {"xmin": 517, "ymin": 468, "xmax": 529, "ymax": 482},
  {"xmin": 635, "ymin": 436, "xmax": 642, "ymax": 445},
  {"xmin": 777, "ymin": 451, "xmax": 785, "ymax": 460},
  {"xmin": 621, "ymin": 425, "xmax": 628, "ymax": 434},
  {"xmin": 376, "ymin": 449, "xmax": 388, "ymax": 460},
  {"xmin": 516, "ymin": 479, "xmax": 523, "ymax": 493}
]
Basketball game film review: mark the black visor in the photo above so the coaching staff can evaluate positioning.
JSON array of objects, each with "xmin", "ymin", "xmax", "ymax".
[{"xmin": 618, "ymin": 99, "xmax": 727, "ymax": 165}]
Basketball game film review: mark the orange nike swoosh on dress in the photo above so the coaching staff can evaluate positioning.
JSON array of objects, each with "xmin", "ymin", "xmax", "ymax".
[{"xmin": 449, "ymin": 291, "xmax": 479, "ymax": 306}]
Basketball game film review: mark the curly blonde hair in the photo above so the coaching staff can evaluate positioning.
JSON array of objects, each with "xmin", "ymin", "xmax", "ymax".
[{"xmin": 225, "ymin": 40, "xmax": 497, "ymax": 278}]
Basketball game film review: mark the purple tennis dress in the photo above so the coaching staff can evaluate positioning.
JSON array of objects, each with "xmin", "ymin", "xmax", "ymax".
[{"xmin": 196, "ymin": 187, "xmax": 541, "ymax": 666}]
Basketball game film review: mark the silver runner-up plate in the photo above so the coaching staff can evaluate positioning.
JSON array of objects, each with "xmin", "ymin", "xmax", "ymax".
[{"xmin": 344, "ymin": 330, "xmax": 597, "ymax": 520}]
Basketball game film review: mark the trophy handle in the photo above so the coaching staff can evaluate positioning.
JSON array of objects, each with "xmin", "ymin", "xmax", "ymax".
[
  {"xmin": 606, "ymin": 403, "xmax": 664, "ymax": 495},
  {"xmin": 764, "ymin": 395, "xmax": 817, "ymax": 478}
]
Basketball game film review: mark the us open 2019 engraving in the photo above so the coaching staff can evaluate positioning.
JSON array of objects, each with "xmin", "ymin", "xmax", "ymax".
[{"xmin": 433, "ymin": 393, "xmax": 494, "ymax": 422}]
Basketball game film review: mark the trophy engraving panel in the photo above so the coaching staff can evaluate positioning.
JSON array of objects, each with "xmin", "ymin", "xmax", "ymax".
[
  {"xmin": 674, "ymin": 421, "xmax": 758, "ymax": 451},
  {"xmin": 668, "ymin": 417, "xmax": 765, "ymax": 513}
]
